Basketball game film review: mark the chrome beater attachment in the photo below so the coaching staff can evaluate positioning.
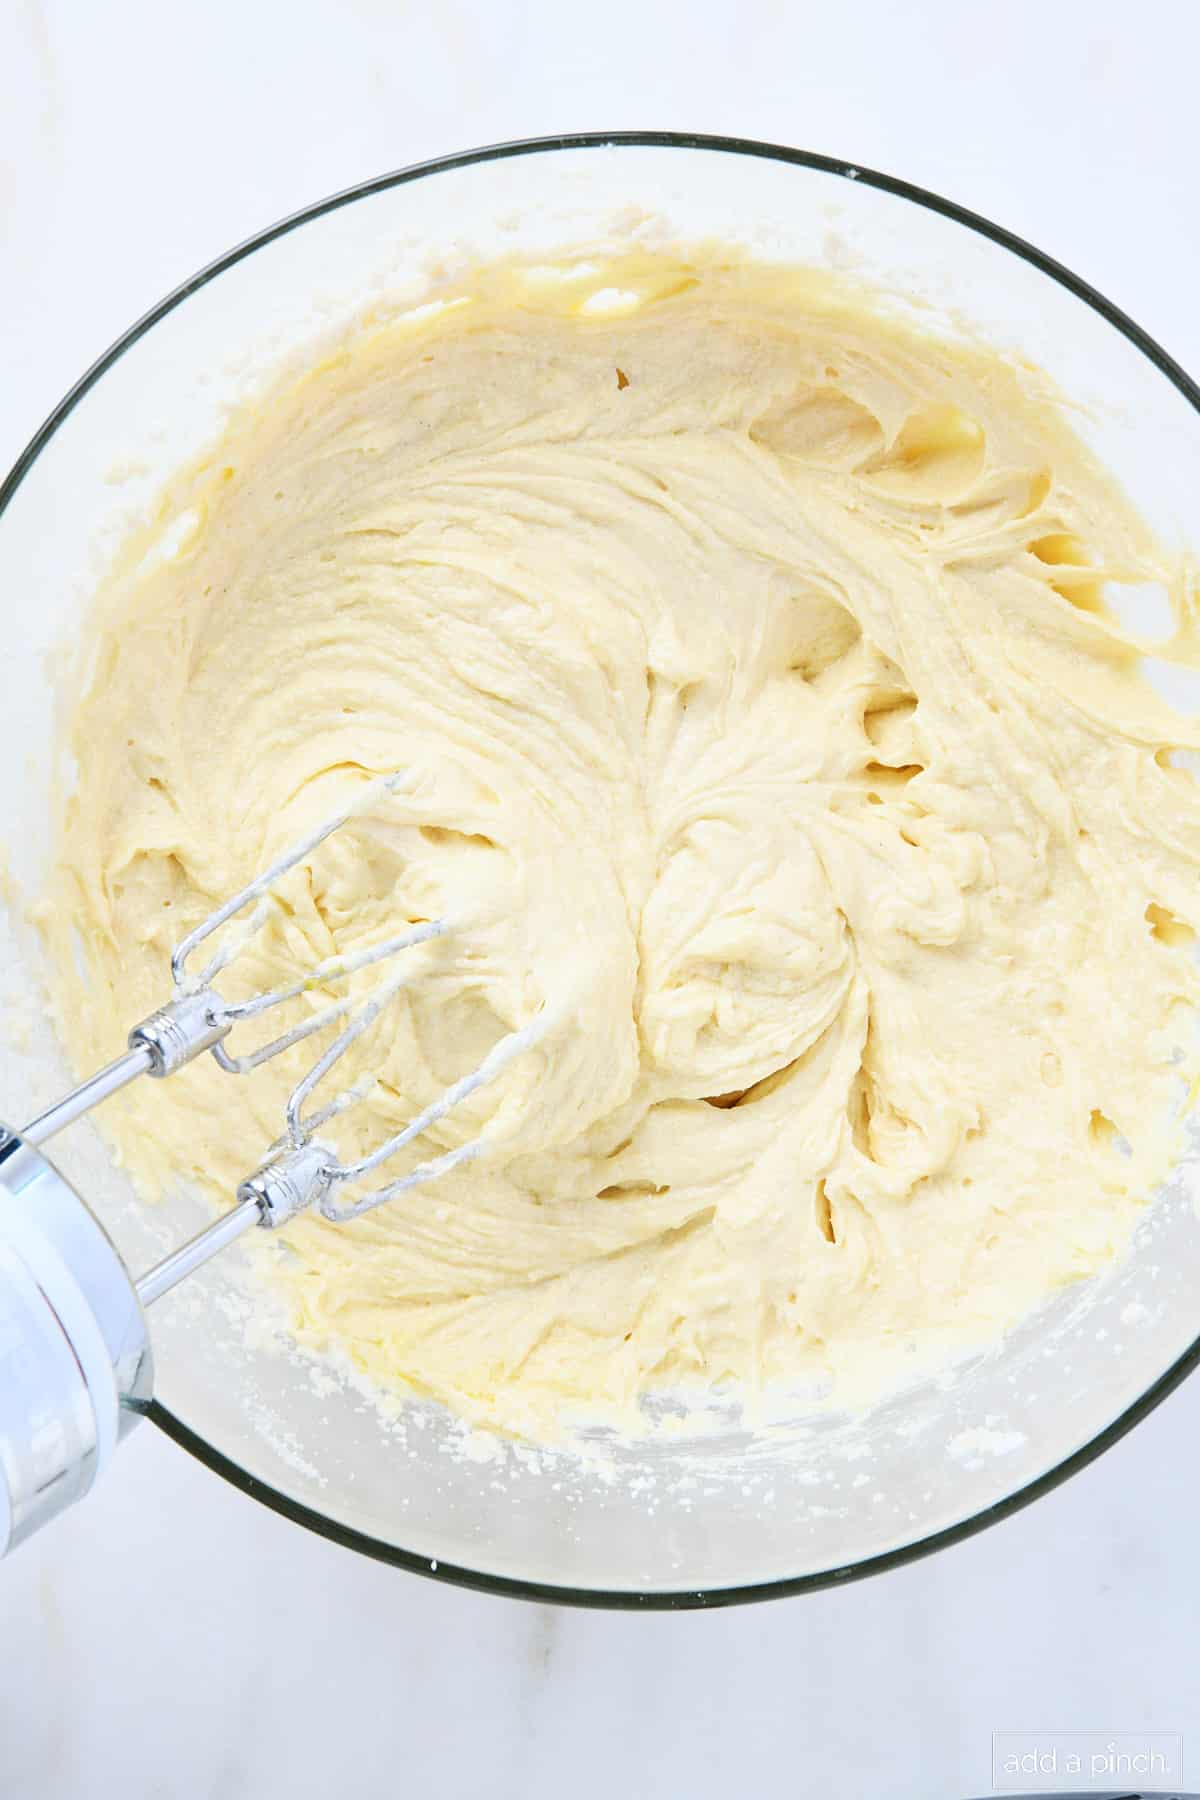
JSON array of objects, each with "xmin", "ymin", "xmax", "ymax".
[{"xmin": 19, "ymin": 775, "xmax": 544, "ymax": 1307}]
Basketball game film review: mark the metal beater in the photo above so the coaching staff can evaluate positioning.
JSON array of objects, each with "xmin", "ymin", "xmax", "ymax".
[{"xmin": 0, "ymin": 776, "xmax": 544, "ymax": 1555}]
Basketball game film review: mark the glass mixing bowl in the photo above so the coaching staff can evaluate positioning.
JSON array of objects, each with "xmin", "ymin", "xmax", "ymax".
[{"xmin": 3, "ymin": 133, "xmax": 1200, "ymax": 1609}]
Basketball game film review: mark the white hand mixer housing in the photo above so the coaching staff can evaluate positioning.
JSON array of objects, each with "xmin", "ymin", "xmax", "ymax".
[{"xmin": 0, "ymin": 777, "xmax": 544, "ymax": 1555}]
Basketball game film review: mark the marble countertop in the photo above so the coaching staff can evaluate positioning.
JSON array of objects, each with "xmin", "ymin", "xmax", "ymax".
[{"xmin": 3, "ymin": 2, "xmax": 1199, "ymax": 1793}]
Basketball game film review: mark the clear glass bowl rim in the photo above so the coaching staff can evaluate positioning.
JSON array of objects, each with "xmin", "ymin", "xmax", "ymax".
[{"xmin": 5, "ymin": 129, "xmax": 1200, "ymax": 1611}]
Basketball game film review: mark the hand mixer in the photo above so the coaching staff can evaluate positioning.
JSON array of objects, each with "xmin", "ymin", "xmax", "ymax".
[{"xmin": 0, "ymin": 776, "xmax": 545, "ymax": 1556}]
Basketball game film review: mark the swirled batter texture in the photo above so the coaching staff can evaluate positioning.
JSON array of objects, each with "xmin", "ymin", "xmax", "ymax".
[{"xmin": 44, "ymin": 255, "xmax": 1200, "ymax": 1438}]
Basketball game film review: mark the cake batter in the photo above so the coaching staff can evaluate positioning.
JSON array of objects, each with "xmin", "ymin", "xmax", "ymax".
[{"xmin": 42, "ymin": 253, "xmax": 1200, "ymax": 1438}]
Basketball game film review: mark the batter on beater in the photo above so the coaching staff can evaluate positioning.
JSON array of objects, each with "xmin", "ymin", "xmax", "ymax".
[{"xmin": 42, "ymin": 252, "xmax": 1200, "ymax": 1439}]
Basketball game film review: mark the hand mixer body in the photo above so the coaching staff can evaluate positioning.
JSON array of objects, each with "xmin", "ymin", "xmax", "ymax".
[{"xmin": 0, "ymin": 1133, "xmax": 152, "ymax": 1555}]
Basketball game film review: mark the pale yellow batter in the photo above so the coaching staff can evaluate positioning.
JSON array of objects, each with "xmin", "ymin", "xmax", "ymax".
[{"xmin": 43, "ymin": 253, "xmax": 1200, "ymax": 1440}]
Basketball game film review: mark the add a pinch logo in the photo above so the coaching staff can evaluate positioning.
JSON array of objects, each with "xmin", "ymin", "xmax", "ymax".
[{"xmin": 991, "ymin": 1730, "xmax": 1184, "ymax": 1793}]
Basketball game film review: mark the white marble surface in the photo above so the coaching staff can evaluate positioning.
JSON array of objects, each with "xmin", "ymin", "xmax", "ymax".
[{"xmin": 3, "ymin": 1, "xmax": 1200, "ymax": 1793}]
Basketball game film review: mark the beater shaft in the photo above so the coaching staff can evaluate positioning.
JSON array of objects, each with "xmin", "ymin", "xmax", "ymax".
[
  {"xmin": 22, "ymin": 1044, "xmax": 153, "ymax": 1147},
  {"xmin": 134, "ymin": 1195, "xmax": 262, "ymax": 1307}
]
